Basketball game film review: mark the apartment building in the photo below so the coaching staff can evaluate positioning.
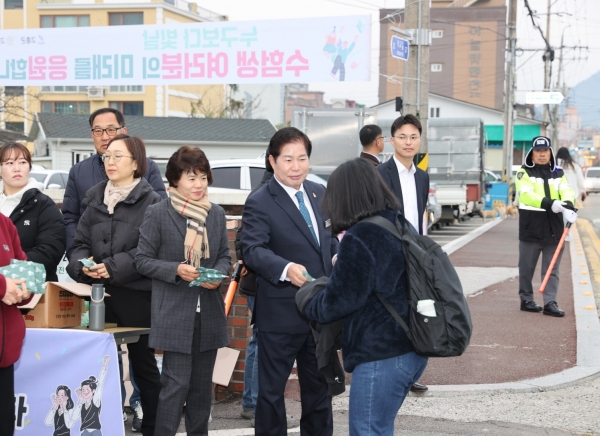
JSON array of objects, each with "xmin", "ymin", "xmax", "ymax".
[
  {"xmin": 379, "ymin": 0, "xmax": 506, "ymax": 111},
  {"xmin": 0, "ymin": 0, "xmax": 227, "ymax": 134}
]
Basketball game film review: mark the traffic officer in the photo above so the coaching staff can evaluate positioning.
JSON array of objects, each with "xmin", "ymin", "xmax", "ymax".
[{"xmin": 516, "ymin": 136, "xmax": 577, "ymax": 317}]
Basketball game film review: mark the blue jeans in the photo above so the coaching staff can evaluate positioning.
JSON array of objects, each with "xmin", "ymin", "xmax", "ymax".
[
  {"xmin": 118, "ymin": 351, "xmax": 142, "ymax": 408},
  {"xmin": 349, "ymin": 352, "xmax": 428, "ymax": 436},
  {"xmin": 241, "ymin": 296, "xmax": 259, "ymax": 411}
]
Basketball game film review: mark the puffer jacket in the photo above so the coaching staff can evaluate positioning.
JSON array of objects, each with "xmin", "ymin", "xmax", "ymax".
[
  {"xmin": 63, "ymin": 154, "xmax": 167, "ymax": 258},
  {"xmin": 66, "ymin": 178, "xmax": 162, "ymax": 292},
  {"xmin": 8, "ymin": 188, "xmax": 66, "ymax": 282},
  {"xmin": 0, "ymin": 214, "xmax": 30, "ymax": 368},
  {"xmin": 516, "ymin": 147, "xmax": 575, "ymax": 243}
]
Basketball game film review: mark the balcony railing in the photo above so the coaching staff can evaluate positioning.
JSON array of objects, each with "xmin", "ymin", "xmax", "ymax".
[{"xmin": 38, "ymin": 0, "xmax": 227, "ymax": 21}]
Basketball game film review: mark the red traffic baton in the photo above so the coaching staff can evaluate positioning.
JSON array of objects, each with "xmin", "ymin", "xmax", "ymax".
[
  {"xmin": 538, "ymin": 209, "xmax": 577, "ymax": 294},
  {"xmin": 224, "ymin": 262, "xmax": 243, "ymax": 316}
]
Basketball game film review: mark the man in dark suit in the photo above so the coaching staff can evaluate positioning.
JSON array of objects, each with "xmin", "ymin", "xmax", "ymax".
[
  {"xmin": 241, "ymin": 127, "xmax": 337, "ymax": 436},
  {"xmin": 359, "ymin": 124, "xmax": 384, "ymax": 166},
  {"xmin": 377, "ymin": 114, "xmax": 429, "ymax": 392}
]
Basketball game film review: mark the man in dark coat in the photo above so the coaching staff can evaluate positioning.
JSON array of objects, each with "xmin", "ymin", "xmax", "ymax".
[
  {"xmin": 62, "ymin": 108, "xmax": 167, "ymax": 259},
  {"xmin": 377, "ymin": 114, "xmax": 430, "ymax": 393},
  {"xmin": 241, "ymin": 127, "xmax": 338, "ymax": 436},
  {"xmin": 359, "ymin": 124, "xmax": 384, "ymax": 166}
]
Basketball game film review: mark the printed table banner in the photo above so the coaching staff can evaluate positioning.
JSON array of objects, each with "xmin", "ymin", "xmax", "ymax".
[
  {"xmin": 14, "ymin": 329, "xmax": 124, "ymax": 435},
  {"xmin": 0, "ymin": 15, "xmax": 371, "ymax": 85}
]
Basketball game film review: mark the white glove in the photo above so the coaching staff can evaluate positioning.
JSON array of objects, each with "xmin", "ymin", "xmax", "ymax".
[
  {"xmin": 551, "ymin": 200, "xmax": 566, "ymax": 214},
  {"xmin": 563, "ymin": 209, "xmax": 578, "ymax": 224}
]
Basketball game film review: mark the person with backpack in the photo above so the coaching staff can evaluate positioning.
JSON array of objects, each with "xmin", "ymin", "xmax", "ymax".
[
  {"xmin": 300, "ymin": 158, "xmax": 428, "ymax": 436},
  {"xmin": 515, "ymin": 137, "xmax": 576, "ymax": 317}
]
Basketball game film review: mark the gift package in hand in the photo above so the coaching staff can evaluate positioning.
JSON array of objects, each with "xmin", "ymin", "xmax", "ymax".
[
  {"xmin": 188, "ymin": 266, "xmax": 228, "ymax": 287},
  {"xmin": 0, "ymin": 260, "xmax": 47, "ymax": 294}
]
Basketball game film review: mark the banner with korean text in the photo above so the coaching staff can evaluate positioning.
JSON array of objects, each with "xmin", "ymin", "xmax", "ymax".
[
  {"xmin": 0, "ymin": 16, "xmax": 371, "ymax": 85},
  {"xmin": 13, "ymin": 329, "xmax": 124, "ymax": 435}
]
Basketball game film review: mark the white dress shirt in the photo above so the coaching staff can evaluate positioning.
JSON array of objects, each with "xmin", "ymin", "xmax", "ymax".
[
  {"xmin": 393, "ymin": 156, "xmax": 420, "ymax": 233},
  {"xmin": 274, "ymin": 176, "xmax": 320, "ymax": 281}
]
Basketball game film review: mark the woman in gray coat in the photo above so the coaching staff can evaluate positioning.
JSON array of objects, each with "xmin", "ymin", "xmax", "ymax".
[{"xmin": 136, "ymin": 146, "xmax": 230, "ymax": 436}]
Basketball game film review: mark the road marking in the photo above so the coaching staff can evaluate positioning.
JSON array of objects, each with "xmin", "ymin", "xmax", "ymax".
[
  {"xmin": 583, "ymin": 292, "xmax": 593, "ymax": 296},
  {"xmin": 576, "ymin": 219, "xmax": 600, "ymax": 284}
]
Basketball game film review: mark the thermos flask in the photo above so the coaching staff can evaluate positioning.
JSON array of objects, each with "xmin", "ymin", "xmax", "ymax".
[{"xmin": 89, "ymin": 284, "xmax": 105, "ymax": 331}]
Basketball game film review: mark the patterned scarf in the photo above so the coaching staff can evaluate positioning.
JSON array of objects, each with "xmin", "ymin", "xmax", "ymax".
[
  {"xmin": 103, "ymin": 178, "xmax": 140, "ymax": 215},
  {"xmin": 170, "ymin": 188, "xmax": 212, "ymax": 267}
]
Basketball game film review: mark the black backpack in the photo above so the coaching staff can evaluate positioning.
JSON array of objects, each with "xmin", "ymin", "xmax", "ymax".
[{"xmin": 361, "ymin": 214, "xmax": 473, "ymax": 357}]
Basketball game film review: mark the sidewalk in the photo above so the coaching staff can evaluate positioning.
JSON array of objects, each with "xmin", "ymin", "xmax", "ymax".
[{"xmin": 423, "ymin": 218, "xmax": 600, "ymax": 393}]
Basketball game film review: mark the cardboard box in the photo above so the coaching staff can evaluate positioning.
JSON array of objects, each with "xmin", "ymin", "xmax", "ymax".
[{"xmin": 20, "ymin": 282, "xmax": 94, "ymax": 328}]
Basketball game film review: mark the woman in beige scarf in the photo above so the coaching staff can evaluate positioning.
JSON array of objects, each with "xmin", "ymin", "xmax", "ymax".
[
  {"xmin": 135, "ymin": 146, "xmax": 231, "ymax": 436},
  {"xmin": 66, "ymin": 134, "xmax": 163, "ymax": 435}
]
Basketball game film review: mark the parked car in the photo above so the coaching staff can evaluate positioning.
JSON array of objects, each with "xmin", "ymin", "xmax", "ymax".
[
  {"xmin": 209, "ymin": 158, "xmax": 328, "ymax": 191},
  {"xmin": 585, "ymin": 167, "xmax": 600, "ymax": 194},
  {"xmin": 29, "ymin": 170, "xmax": 69, "ymax": 190}
]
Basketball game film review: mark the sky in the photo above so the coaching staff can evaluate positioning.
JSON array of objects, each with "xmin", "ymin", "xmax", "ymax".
[{"xmin": 198, "ymin": 0, "xmax": 600, "ymax": 108}]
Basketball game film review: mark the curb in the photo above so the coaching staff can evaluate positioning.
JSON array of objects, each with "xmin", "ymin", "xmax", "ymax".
[{"xmin": 415, "ymin": 222, "xmax": 600, "ymax": 397}]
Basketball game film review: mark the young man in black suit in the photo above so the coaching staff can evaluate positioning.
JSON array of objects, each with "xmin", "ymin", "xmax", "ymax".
[
  {"xmin": 359, "ymin": 124, "xmax": 385, "ymax": 166},
  {"xmin": 377, "ymin": 113, "xmax": 429, "ymax": 392}
]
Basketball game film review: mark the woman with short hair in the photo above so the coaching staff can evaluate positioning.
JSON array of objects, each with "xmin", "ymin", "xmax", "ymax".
[
  {"xmin": 299, "ymin": 158, "xmax": 428, "ymax": 436},
  {"xmin": 136, "ymin": 145, "xmax": 230, "ymax": 436},
  {"xmin": 0, "ymin": 142, "xmax": 66, "ymax": 281},
  {"xmin": 67, "ymin": 134, "xmax": 162, "ymax": 436}
]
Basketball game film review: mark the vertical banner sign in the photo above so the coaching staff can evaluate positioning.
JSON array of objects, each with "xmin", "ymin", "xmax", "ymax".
[
  {"xmin": 14, "ymin": 329, "xmax": 124, "ymax": 435},
  {"xmin": 0, "ymin": 16, "xmax": 371, "ymax": 85}
]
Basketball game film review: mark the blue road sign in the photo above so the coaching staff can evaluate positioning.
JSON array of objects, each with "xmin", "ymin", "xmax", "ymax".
[{"xmin": 391, "ymin": 36, "xmax": 409, "ymax": 61}]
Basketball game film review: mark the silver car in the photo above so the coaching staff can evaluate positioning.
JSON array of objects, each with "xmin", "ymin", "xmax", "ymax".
[{"xmin": 585, "ymin": 168, "xmax": 600, "ymax": 194}]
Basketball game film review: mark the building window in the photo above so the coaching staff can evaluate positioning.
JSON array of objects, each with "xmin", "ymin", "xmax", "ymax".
[
  {"xmin": 40, "ymin": 15, "xmax": 90, "ymax": 28},
  {"xmin": 430, "ymin": 107, "xmax": 440, "ymax": 118},
  {"xmin": 432, "ymin": 30, "xmax": 444, "ymax": 39},
  {"xmin": 5, "ymin": 122, "xmax": 24, "ymax": 133},
  {"xmin": 431, "ymin": 63, "xmax": 443, "ymax": 72},
  {"xmin": 109, "ymin": 13, "xmax": 143, "ymax": 25},
  {"xmin": 108, "ymin": 85, "xmax": 144, "ymax": 93},
  {"xmin": 40, "ymin": 86, "xmax": 88, "ymax": 93},
  {"xmin": 72, "ymin": 151, "xmax": 94, "ymax": 166},
  {"xmin": 42, "ymin": 101, "xmax": 90, "ymax": 115},
  {"xmin": 4, "ymin": 0, "xmax": 22, "ymax": 10},
  {"xmin": 4, "ymin": 86, "xmax": 24, "ymax": 96},
  {"xmin": 110, "ymin": 102, "xmax": 144, "ymax": 116}
]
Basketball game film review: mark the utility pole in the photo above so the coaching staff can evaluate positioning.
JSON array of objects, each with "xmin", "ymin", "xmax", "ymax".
[
  {"xmin": 502, "ymin": 0, "xmax": 517, "ymax": 189},
  {"xmin": 402, "ymin": 0, "xmax": 431, "ymax": 157},
  {"xmin": 542, "ymin": 0, "xmax": 552, "ymax": 125},
  {"xmin": 551, "ymin": 31, "xmax": 566, "ymax": 150}
]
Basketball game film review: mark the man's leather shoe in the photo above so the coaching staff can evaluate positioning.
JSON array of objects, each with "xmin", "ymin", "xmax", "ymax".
[
  {"xmin": 543, "ymin": 301, "xmax": 565, "ymax": 317},
  {"xmin": 520, "ymin": 300, "xmax": 543, "ymax": 312},
  {"xmin": 410, "ymin": 382, "xmax": 428, "ymax": 393}
]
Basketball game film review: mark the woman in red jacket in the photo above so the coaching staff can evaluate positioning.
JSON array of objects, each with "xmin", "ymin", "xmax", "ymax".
[{"xmin": 0, "ymin": 213, "xmax": 31, "ymax": 436}]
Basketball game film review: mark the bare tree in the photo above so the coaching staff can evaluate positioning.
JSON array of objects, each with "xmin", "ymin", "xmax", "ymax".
[
  {"xmin": 190, "ymin": 84, "xmax": 262, "ymax": 119},
  {"xmin": 1, "ymin": 86, "xmax": 41, "ymax": 132}
]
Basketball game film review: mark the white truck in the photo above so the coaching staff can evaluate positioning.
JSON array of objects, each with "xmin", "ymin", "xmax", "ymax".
[{"xmin": 427, "ymin": 118, "xmax": 485, "ymax": 223}]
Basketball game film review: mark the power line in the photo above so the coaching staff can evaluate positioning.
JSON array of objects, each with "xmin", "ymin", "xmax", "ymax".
[{"xmin": 523, "ymin": 0, "xmax": 551, "ymax": 50}]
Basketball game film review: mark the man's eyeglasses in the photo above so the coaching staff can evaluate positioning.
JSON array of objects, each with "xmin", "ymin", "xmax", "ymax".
[
  {"xmin": 377, "ymin": 136, "xmax": 386, "ymax": 141},
  {"xmin": 393, "ymin": 135, "xmax": 421, "ymax": 142},
  {"xmin": 101, "ymin": 154, "xmax": 134, "ymax": 163},
  {"xmin": 91, "ymin": 127, "xmax": 123, "ymax": 137}
]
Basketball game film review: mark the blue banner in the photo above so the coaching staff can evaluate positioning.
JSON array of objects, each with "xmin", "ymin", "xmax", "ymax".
[{"xmin": 14, "ymin": 329, "xmax": 124, "ymax": 435}]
